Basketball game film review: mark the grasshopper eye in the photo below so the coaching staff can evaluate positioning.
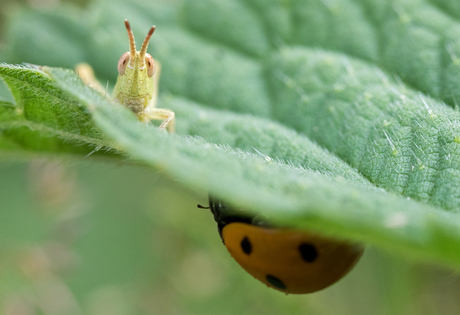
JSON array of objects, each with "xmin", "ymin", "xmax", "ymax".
[
  {"xmin": 145, "ymin": 53, "xmax": 156, "ymax": 78},
  {"xmin": 117, "ymin": 52, "xmax": 130, "ymax": 75}
]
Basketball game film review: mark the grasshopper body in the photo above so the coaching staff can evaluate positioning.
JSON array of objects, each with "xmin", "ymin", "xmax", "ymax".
[
  {"xmin": 77, "ymin": 20, "xmax": 175, "ymax": 132},
  {"xmin": 113, "ymin": 20, "xmax": 175, "ymax": 132}
]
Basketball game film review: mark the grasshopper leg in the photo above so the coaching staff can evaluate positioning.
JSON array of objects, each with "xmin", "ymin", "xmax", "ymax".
[
  {"xmin": 139, "ymin": 108, "xmax": 175, "ymax": 132},
  {"xmin": 75, "ymin": 63, "xmax": 106, "ymax": 95},
  {"xmin": 150, "ymin": 60, "xmax": 161, "ymax": 109},
  {"xmin": 140, "ymin": 61, "xmax": 175, "ymax": 132}
]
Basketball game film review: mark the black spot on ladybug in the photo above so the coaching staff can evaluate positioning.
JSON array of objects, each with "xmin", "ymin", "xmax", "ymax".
[
  {"xmin": 266, "ymin": 275, "xmax": 286, "ymax": 290},
  {"xmin": 299, "ymin": 243, "xmax": 318, "ymax": 262},
  {"xmin": 240, "ymin": 237, "xmax": 252, "ymax": 255}
]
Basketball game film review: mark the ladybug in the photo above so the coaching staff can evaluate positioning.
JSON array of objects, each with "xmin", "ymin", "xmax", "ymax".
[{"xmin": 199, "ymin": 196, "xmax": 364, "ymax": 294}]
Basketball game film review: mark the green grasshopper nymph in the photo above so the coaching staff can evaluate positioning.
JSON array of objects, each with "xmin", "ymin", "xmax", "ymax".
[
  {"xmin": 77, "ymin": 20, "xmax": 175, "ymax": 132},
  {"xmin": 113, "ymin": 20, "xmax": 175, "ymax": 132}
]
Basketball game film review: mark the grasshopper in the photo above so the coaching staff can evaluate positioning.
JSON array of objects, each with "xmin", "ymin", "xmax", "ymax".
[{"xmin": 78, "ymin": 20, "xmax": 175, "ymax": 132}]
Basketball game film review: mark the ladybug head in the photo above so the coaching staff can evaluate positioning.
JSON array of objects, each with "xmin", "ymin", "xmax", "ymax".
[{"xmin": 198, "ymin": 196, "xmax": 265, "ymax": 241}]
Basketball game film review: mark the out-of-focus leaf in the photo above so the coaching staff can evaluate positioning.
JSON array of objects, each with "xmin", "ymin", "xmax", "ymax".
[{"xmin": 5, "ymin": 7, "xmax": 88, "ymax": 68}]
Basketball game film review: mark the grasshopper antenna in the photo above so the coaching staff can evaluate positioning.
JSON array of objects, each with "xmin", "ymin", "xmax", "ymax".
[
  {"xmin": 124, "ymin": 20, "xmax": 136, "ymax": 67},
  {"xmin": 139, "ymin": 25, "xmax": 155, "ymax": 68}
]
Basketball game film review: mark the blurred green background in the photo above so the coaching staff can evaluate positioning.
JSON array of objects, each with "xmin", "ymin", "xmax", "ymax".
[
  {"xmin": 1, "ymin": 0, "xmax": 460, "ymax": 314},
  {"xmin": 2, "ymin": 160, "xmax": 460, "ymax": 315}
]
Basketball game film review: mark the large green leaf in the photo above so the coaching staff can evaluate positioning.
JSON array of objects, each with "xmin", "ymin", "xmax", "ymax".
[{"xmin": 2, "ymin": 0, "xmax": 460, "ymax": 269}]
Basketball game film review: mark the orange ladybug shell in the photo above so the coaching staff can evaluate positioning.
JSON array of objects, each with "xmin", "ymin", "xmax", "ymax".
[{"xmin": 222, "ymin": 222, "xmax": 363, "ymax": 294}]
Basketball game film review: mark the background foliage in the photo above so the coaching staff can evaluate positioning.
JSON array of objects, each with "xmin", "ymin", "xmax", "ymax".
[{"xmin": 2, "ymin": 0, "xmax": 460, "ymax": 314}]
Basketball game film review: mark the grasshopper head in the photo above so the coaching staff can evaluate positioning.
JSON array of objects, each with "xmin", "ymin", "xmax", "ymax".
[{"xmin": 114, "ymin": 20, "xmax": 156, "ymax": 113}]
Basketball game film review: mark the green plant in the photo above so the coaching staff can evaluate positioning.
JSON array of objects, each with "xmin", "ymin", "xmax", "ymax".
[{"xmin": 2, "ymin": 0, "xmax": 460, "ymax": 302}]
